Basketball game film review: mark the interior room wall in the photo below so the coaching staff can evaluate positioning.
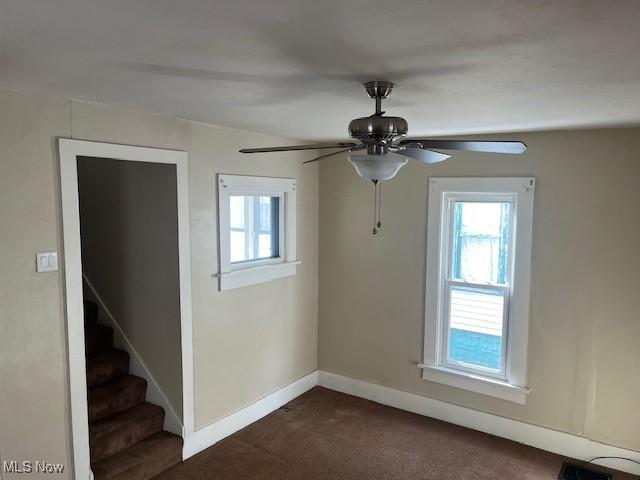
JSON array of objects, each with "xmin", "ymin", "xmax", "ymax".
[
  {"xmin": 0, "ymin": 89, "xmax": 73, "ymax": 478},
  {"xmin": 77, "ymin": 157, "xmax": 183, "ymax": 418},
  {"xmin": 318, "ymin": 127, "xmax": 640, "ymax": 453},
  {"xmin": 0, "ymin": 87, "xmax": 319, "ymax": 478}
]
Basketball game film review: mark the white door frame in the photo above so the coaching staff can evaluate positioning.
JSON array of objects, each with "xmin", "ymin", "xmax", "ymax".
[{"xmin": 59, "ymin": 139, "xmax": 195, "ymax": 480}]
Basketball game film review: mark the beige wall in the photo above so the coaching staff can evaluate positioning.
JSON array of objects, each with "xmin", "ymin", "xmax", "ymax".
[
  {"xmin": 318, "ymin": 128, "xmax": 640, "ymax": 452},
  {"xmin": 0, "ymin": 88, "xmax": 319, "ymax": 478},
  {"xmin": 0, "ymin": 89, "xmax": 73, "ymax": 479},
  {"xmin": 78, "ymin": 157, "xmax": 183, "ymax": 418}
]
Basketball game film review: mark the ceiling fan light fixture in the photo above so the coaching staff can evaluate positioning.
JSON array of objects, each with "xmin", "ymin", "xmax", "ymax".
[
  {"xmin": 239, "ymin": 81, "xmax": 528, "ymax": 234},
  {"xmin": 347, "ymin": 151, "xmax": 408, "ymax": 182}
]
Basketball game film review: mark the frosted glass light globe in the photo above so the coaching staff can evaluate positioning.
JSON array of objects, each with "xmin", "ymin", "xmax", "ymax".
[{"xmin": 347, "ymin": 152, "xmax": 408, "ymax": 181}]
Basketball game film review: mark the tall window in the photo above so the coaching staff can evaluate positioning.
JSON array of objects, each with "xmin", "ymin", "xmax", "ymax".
[{"xmin": 422, "ymin": 178, "xmax": 535, "ymax": 404}]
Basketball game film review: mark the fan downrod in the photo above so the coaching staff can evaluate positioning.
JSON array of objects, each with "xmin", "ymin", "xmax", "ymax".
[{"xmin": 364, "ymin": 80, "xmax": 394, "ymax": 115}]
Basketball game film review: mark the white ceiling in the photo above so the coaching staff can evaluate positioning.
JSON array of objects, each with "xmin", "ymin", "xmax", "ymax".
[{"xmin": 1, "ymin": 0, "xmax": 639, "ymax": 140}]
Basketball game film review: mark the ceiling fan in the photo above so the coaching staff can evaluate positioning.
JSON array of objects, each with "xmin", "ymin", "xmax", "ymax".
[{"xmin": 240, "ymin": 80, "xmax": 527, "ymax": 233}]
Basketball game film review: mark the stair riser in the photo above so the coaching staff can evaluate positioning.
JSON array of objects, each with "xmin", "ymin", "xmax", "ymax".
[
  {"xmin": 87, "ymin": 354, "xmax": 130, "ymax": 387},
  {"xmin": 90, "ymin": 410, "xmax": 164, "ymax": 463},
  {"xmin": 91, "ymin": 433, "xmax": 182, "ymax": 480},
  {"xmin": 88, "ymin": 379, "xmax": 146, "ymax": 423},
  {"xmin": 85, "ymin": 327, "xmax": 114, "ymax": 355}
]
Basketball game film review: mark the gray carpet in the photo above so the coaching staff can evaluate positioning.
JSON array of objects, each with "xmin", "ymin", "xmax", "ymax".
[{"xmin": 154, "ymin": 386, "xmax": 633, "ymax": 479}]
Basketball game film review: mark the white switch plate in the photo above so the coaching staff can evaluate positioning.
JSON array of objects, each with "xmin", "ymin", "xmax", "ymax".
[{"xmin": 36, "ymin": 251, "xmax": 58, "ymax": 272}]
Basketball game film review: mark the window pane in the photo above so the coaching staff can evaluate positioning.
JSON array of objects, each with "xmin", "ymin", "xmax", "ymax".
[
  {"xmin": 448, "ymin": 285, "xmax": 504, "ymax": 371},
  {"xmin": 258, "ymin": 196, "xmax": 272, "ymax": 231},
  {"xmin": 230, "ymin": 196, "xmax": 245, "ymax": 229},
  {"xmin": 258, "ymin": 234, "xmax": 273, "ymax": 258},
  {"xmin": 229, "ymin": 195, "xmax": 279, "ymax": 263},
  {"xmin": 230, "ymin": 231, "xmax": 246, "ymax": 263},
  {"xmin": 451, "ymin": 201, "xmax": 511, "ymax": 284}
]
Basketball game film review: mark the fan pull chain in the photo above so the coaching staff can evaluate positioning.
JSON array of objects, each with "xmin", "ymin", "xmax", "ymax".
[
  {"xmin": 372, "ymin": 180, "xmax": 379, "ymax": 235},
  {"xmin": 377, "ymin": 181, "xmax": 382, "ymax": 229}
]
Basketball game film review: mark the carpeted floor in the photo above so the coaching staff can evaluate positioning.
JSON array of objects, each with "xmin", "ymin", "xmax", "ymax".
[{"xmin": 154, "ymin": 387, "xmax": 633, "ymax": 480}]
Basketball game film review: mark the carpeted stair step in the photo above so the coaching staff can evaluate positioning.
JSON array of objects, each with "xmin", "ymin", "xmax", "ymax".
[
  {"xmin": 87, "ymin": 349, "xmax": 130, "ymax": 386},
  {"xmin": 85, "ymin": 323, "xmax": 114, "ymax": 354},
  {"xmin": 84, "ymin": 300, "xmax": 99, "ymax": 324},
  {"xmin": 91, "ymin": 431, "xmax": 182, "ymax": 480},
  {"xmin": 88, "ymin": 375, "xmax": 147, "ymax": 422},
  {"xmin": 89, "ymin": 403, "xmax": 165, "ymax": 464}
]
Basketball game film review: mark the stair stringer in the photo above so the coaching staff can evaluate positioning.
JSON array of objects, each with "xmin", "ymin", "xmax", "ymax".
[{"xmin": 83, "ymin": 273, "xmax": 183, "ymax": 437}]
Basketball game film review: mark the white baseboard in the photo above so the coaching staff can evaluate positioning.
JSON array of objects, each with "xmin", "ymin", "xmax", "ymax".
[
  {"xmin": 318, "ymin": 370, "xmax": 640, "ymax": 476},
  {"xmin": 183, "ymin": 371, "xmax": 319, "ymax": 459},
  {"xmin": 83, "ymin": 274, "xmax": 183, "ymax": 436}
]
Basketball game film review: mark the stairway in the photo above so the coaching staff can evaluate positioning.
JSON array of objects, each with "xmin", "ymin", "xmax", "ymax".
[{"xmin": 83, "ymin": 300, "xmax": 182, "ymax": 480}]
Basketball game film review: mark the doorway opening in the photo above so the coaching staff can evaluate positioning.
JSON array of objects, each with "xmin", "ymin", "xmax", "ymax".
[{"xmin": 59, "ymin": 140, "xmax": 194, "ymax": 480}]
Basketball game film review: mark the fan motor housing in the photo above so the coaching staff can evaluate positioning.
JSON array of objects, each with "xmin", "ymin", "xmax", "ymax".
[{"xmin": 348, "ymin": 116, "xmax": 408, "ymax": 143}]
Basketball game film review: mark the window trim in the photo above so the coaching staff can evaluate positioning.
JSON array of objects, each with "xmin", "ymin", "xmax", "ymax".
[
  {"xmin": 217, "ymin": 174, "xmax": 297, "ymax": 291},
  {"xmin": 422, "ymin": 177, "xmax": 535, "ymax": 404}
]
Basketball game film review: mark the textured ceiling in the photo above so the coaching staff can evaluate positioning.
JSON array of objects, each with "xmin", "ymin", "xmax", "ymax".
[{"xmin": 1, "ymin": 0, "xmax": 639, "ymax": 140}]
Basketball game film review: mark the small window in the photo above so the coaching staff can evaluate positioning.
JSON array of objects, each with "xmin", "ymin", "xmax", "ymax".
[
  {"xmin": 422, "ymin": 178, "xmax": 535, "ymax": 404},
  {"xmin": 217, "ymin": 175, "xmax": 297, "ymax": 291},
  {"xmin": 229, "ymin": 195, "xmax": 280, "ymax": 263}
]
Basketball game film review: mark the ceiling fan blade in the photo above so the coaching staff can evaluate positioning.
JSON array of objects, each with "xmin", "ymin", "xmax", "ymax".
[
  {"xmin": 303, "ymin": 145, "xmax": 365, "ymax": 164},
  {"xmin": 398, "ymin": 140, "xmax": 527, "ymax": 154},
  {"xmin": 240, "ymin": 142, "xmax": 356, "ymax": 154},
  {"xmin": 395, "ymin": 146, "xmax": 450, "ymax": 164}
]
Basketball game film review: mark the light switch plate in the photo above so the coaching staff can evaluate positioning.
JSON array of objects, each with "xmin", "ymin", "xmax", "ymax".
[{"xmin": 36, "ymin": 251, "xmax": 58, "ymax": 272}]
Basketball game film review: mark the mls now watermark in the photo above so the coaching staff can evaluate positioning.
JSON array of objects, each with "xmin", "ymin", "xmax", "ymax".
[{"xmin": 3, "ymin": 460, "xmax": 64, "ymax": 474}]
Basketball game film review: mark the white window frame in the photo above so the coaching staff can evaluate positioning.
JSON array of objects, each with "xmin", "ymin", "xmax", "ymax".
[
  {"xmin": 217, "ymin": 174, "xmax": 298, "ymax": 290},
  {"xmin": 421, "ymin": 177, "xmax": 535, "ymax": 404}
]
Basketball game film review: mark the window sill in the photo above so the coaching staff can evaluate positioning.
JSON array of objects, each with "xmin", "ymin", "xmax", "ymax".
[
  {"xmin": 217, "ymin": 260, "xmax": 300, "ymax": 291},
  {"xmin": 418, "ymin": 364, "xmax": 530, "ymax": 404}
]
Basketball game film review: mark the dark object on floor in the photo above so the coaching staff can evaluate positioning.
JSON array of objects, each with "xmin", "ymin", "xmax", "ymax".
[
  {"xmin": 558, "ymin": 462, "xmax": 613, "ymax": 480},
  {"xmin": 154, "ymin": 386, "xmax": 635, "ymax": 480},
  {"xmin": 83, "ymin": 300, "xmax": 182, "ymax": 480}
]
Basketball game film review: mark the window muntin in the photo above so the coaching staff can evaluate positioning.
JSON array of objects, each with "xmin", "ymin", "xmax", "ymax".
[{"xmin": 229, "ymin": 195, "xmax": 280, "ymax": 264}]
